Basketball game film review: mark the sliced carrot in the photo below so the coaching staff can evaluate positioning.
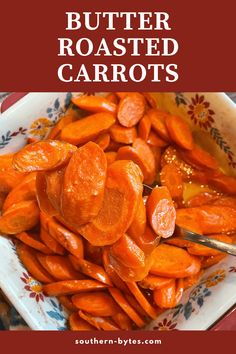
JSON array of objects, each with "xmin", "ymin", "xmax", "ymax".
[
  {"xmin": 17, "ymin": 243, "xmax": 54, "ymax": 283},
  {"xmin": 110, "ymin": 124, "xmax": 137, "ymax": 144},
  {"xmin": 124, "ymin": 294, "xmax": 148, "ymax": 318},
  {"xmin": 69, "ymin": 255, "xmax": 112, "ymax": 286},
  {"xmin": 149, "ymin": 145, "xmax": 161, "ymax": 173},
  {"xmin": 109, "ymin": 288, "xmax": 145, "ymax": 328},
  {"xmin": 72, "ymin": 95, "xmax": 117, "ymax": 114},
  {"xmin": 0, "ymin": 153, "xmax": 15, "ymax": 170},
  {"xmin": 60, "ymin": 112, "xmax": 116, "ymax": 145},
  {"xmin": 138, "ymin": 115, "xmax": 151, "ymax": 141},
  {"xmin": 179, "ymin": 144, "xmax": 219, "ymax": 170},
  {"xmin": 116, "ymin": 92, "xmax": 128, "ymax": 99},
  {"xmin": 111, "ymin": 234, "xmax": 145, "ymax": 269},
  {"xmin": 134, "ymin": 225, "xmax": 161, "ymax": 255},
  {"xmin": 201, "ymin": 254, "xmax": 226, "ymax": 268},
  {"xmin": 174, "ymin": 209, "xmax": 203, "ymax": 234},
  {"xmin": 0, "ymin": 171, "xmax": 26, "ymax": 194},
  {"xmin": 105, "ymin": 151, "xmax": 117, "ymax": 166},
  {"xmin": 146, "ymin": 186, "xmax": 176, "ymax": 238},
  {"xmin": 45, "ymin": 167, "xmax": 65, "ymax": 212},
  {"xmin": 36, "ymin": 173, "xmax": 58, "ymax": 217},
  {"xmin": 211, "ymin": 196, "xmax": 236, "ymax": 209},
  {"xmin": 15, "ymin": 232, "xmax": 52, "ymax": 254},
  {"xmin": 13, "ymin": 140, "xmax": 77, "ymax": 172},
  {"xmin": 176, "ymin": 205, "xmax": 236, "ymax": 234},
  {"xmin": 186, "ymin": 192, "xmax": 219, "ymax": 207},
  {"xmin": 150, "ymin": 244, "xmax": 201, "ymax": 278},
  {"xmin": 117, "ymin": 139, "xmax": 156, "ymax": 184},
  {"xmin": 78, "ymin": 160, "xmax": 143, "ymax": 246},
  {"xmin": 165, "ymin": 115, "xmax": 193, "ymax": 150},
  {"xmin": 139, "ymin": 275, "xmax": 174, "ymax": 290},
  {"xmin": 207, "ymin": 174, "xmax": 236, "ymax": 195},
  {"xmin": 106, "ymin": 93, "xmax": 118, "ymax": 104},
  {"xmin": 85, "ymin": 242, "xmax": 103, "ymax": 266},
  {"xmin": 95, "ymin": 133, "xmax": 110, "ymax": 150},
  {"xmin": 59, "ymin": 296, "xmax": 78, "ymax": 313},
  {"xmin": 43, "ymin": 280, "xmax": 108, "ymax": 296},
  {"xmin": 112, "ymin": 311, "xmax": 132, "ymax": 330},
  {"xmin": 161, "ymin": 146, "xmax": 193, "ymax": 180},
  {"xmin": 165, "ymin": 237, "xmax": 193, "ymax": 248},
  {"xmin": 148, "ymin": 109, "xmax": 170, "ymax": 142},
  {"xmin": 160, "ymin": 164, "xmax": 183, "ymax": 201},
  {"xmin": 72, "ymin": 292, "xmax": 119, "ymax": 317},
  {"xmin": 27, "ymin": 137, "xmax": 40, "ymax": 144},
  {"xmin": 153, "ymin": 279, "xmax": 176, "ymax": 308},
  {"xmin": 47, "ymin": 114, "xmax": 78, "ymax": 140},
  {"xmin": 0, "ymin": 192, "xmax": 6, "ymax": 211},
  {"xmin": 79, "ymin": 310, "xmax": 119, "ymax": 330},
  {"xmin": 0, "ymin": 200, "xmax": 39, "ymax": 234},
  {"xmin": 61, "ymin": 142, "xmax": 107, "ymax": 228},
  {"xmin": 142, "ymin": 93, "xmax": 157, "ymax": 109},
  {"xmin": 117, "ymin": 93, "xmax": 145, "ymax": 127},
  {"xmin": 2, "ymin": 172, "xmax": 37, "ymax": 212},
  {"xmin": 128, "ymin": 197, "xmax": 147, "ymax": 240},
  {"xmin": 106, "ymin": 139, "xmax": 123, "ymax": 152},
  {"xmin": 125, "ymin": 282, "xmax": 158, "ymax": 320},
  {"xmin": 69, "ymin": 312, "xmax": 96, "ymax": 330},
  {"xmin": 183, "ymin": 271, "xmax": 203, "ymax": 289},
  {"xmin": 47, "ymin": 217, "xmax": 84, "ymax": 258},
  {"xmin": 147, "ymin": 130, "xmax": 168, "ymax": 148},
  {"xmin": 187, "ymin": 234, "xmax": 232, "ymax": 256},
  {"xmin": 37, "ymin": 254, "xmax": 82, "ymax": 280}
]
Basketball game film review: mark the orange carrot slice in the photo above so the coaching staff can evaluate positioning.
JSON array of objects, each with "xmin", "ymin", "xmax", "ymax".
[
  {"xmin": 58, "ymin": 296, "xmax": 77, "ymax": 313},
  {"xmin": 165, "ymin": 115, "xmax": 193, "ymax": 150},
  {"xmin": 105, "ymin": 151, "xmax": 117, "ymax": 166},
  {"xmin": 79, "ymin": 310, "xmax": 119, "ymax": 330},
  {"xmin": 95, "ymin": 133, "xmax": 110, "ymax": 150},
  {"xmin": 72, "ymin": 292, "xmax": 119, "ymax": 316},
  {"xmin": 15, "ymin": 232, "xmax": 52, "ymax": 254},
  {"xmin": 139, "ymin": 275, "xmax": 174, "ymax": 290},
  {"xmin": 72, "ymin": 95, "xmax": 117, "ymax": 114},
  {"xmin": 148, "ymin": 109, "xmax": 170, "ymax": 142},
  {"xmin": 117, "ymin": 93, "xmax": 145, "ymax": 127},
  {"xmin": 47, "ymin": 114, "xmax": 78, "ymax": 140},
  {"xmin": 160, "ymin": 164, "xmax": 183, "ymax": 200},
  {"xmin": 110, "ymin": 124, "xmax": 137, "ymax": 144},
  {"xmin": 147, "ymin": 131, "xmax": 169, "ymax": 148},
  {"xmin": 69, "ymin": 312, "xmax": 96, "ymax": 330},
  {"xmin": 179, "ymin": 144, "xmax": 219, "ymax": 170},
  {"xmin": 43, "ymin": 280, "xmax": 108, "ymax": 296},
  {"xmin": 138, "ymin": 115, "xmax": 151, "ymax": 141},
  {"xmin": 128, "ymin": 197, "xmax": 147, "ymax": 240}
]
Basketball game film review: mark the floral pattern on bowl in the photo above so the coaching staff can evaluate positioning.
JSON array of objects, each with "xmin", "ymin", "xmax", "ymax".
[{"xmin": 1, "ymin": 92, "xmax": 236, "ymax": 330}]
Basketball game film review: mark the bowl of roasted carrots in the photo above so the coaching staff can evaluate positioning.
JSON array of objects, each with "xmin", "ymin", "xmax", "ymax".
[{"xmin": 0, "ymin": 92, "xmax": 236, "ymax": 331}]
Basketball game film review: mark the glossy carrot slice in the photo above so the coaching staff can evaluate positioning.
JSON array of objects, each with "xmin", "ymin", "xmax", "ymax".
[
  {"xmin": 36, "ymin": 172, "xmax": 58, "ymax": 217},
  {"xmin": 147, "ymin": 131, "xmax": 168, "ymax": 148},
  {"xmin": 61, "ymin": 142, "xmax": 107, "ymax": 228},
  {"xmin": 59, "ymin": 296, "xmax": 78, "ymax": 313},
  {"xmin": 72, "ymin": 95, "xmax": 117, "ymax": 114},
  {"xmin": 2, "ymin": 172, "xmax": 37, "ymax": 212},
  {"xmin": 125, "ymin": 282, "xmax": 158, "ymax": 320},
  {"xmin": 78, "ymin": 160, "xmax": 143, "ymax": 246},
  {"xmin": 0, "ymin": 171, "xmax": 26, "ymax": 194},
  {"xmin": 111, "ymin": 234, "xmax": 145, "ymax": 269},
  {"xmin": 17, "ymin": 243, "xmax": 54, "ymax": 283},
  {"xmin": 112, "ymin": 311, "xmax": 132, "ymax": 330},
  {"xmin": 105, "ymin": 151, "xmax": 117, "ymax": 166},
  {"xmin": 201, "ymin": 254, "xmax": 226, "ymax": 268},
  {"xmin": 165, "ymin": 237, "xmax": 193, "ymax": 248},
  {"xmin": 95, "ymin": 133, "xmax": 110, "ymax": 150},
  {"xmin": 79, "ymin": 310, "xmax": 119, "ymax": 331},
  {"xmin": 142, "ymin": 93, "xmax": 157, "ymax": 109},
  {"xmin": 110, "ymin": 124, "xmax": 137, "ymax": 144},
  {"xmin": 186, "ymin": 192, "xmax": 219, "ymax": 208},
  {"xmin": 161, "ymin": 146, "xmax": 193, "ymax": 180},
  {"xmin": 44, "ymin": 167, "xmax": 65, "ymax": 212},
  {"xmin": 183, "ymin": 271, "xmax": 203, "ymax": 289},
  {"xmin": 47, "ymin": 114, "xmax": 78, "ymax": 139},
  {"xmin": 148, "ymin": 109, "xmax": 170, "ymax": 142},
  {"xmin": 106, "ymin": 93, "xmax": 118, "ymax": 104},
  {"xmin": 211, "ymin": 196, "xmax": 236, "ymax": 209},
  {"xmin": 131, "ymin": 225, "xmax": 161, "ymax": 255},
  {"xmin": 13, "ymin": 140, "xmax": 77, "ymax": 172},
  {"xmin": 207, "ymin": 174, "xmax": 236, "ymax": 195},
  {"xmin": 85, "ymin": 242, "xmax": 103, "ymax": 265},
  {"xmin": 15, "ymin": 232, "xmax": 52, "ymax": 254},
  {"xmin": 179, "ymin": 144, "xmax": 219, "ymax": 170},
  {"xmin": 176, "ymin": 205, "xmax": 236, "ymax": 234},
  {"xmin": 187, "ymin": 234, "xmax": 232, "ymax": 256},
  {"xmin": 116, "ymin": 92, "xmax": 128, "ymax": 99},
  {"xmin": 153, "ymin": 279, "xmax": 176, "ymax": 308},
  {"xmin": 124, "ymin": 294, "xmax": 147, "ymax": 318},
  {"xmin": 128, "ymin": 197, "xmax": 147, "ymax": 240},
  {"xmin": 69, "ymin": 255, "xmax": 112, "ymax": 286},
  {"xmin": 117, "ymin": 93, "xmax": 146, "ymax": 127},
  {"xmin": 146, "ymin": 186, "xmax": 176, "ymax": 238},
  {"xmin": 69, "ymin": 312, "xmax": 96, "ymax": 330},
  {"xmin": 117, "ymin": 139, "xmax": 156, "ymax": 184},
  {"xmin": 47, "ymin": 217, "xmax": 84, "ymax": 258},
  {"xmin": 139, "ymin": 275, "xmax": 174, "ymax": 290},
  {"xmin": 109, "ymin": 288, "xmax": 145, "ymax": 328},
  {"xmin": 60, "ymin": 112, "xmax": 116, "ymax": 145},
  {"xmin": 160, "ymin": 164, "xmax": 183, "ymax": 200},
  {"xmin": 43, "ymin": 280, "xmax": 108, "ymax": 296},
  {"xmin": 37, "ymin": 254, "xmax": 82, "ymax": 280},
  {"xmin": 0, "ymin": 200, "xmax": 39, "ymax": 234},
  {"xmin": 150, "ymin": 244, "xmax": 201, "ymax": 278},
  {"xmin": 165, "ymin": 115, "xmax": 193, "ymax": 150},
  {"xmin": 0, "ymin": 193, "xmax": 6, "ymax": 211},
  {"xmin": 138, "ymin": 115, "xmax": 151, "ymax": 141},
  {"xmin": 72, "ymin": 292, "xmax": 119, "ymax": 316}
]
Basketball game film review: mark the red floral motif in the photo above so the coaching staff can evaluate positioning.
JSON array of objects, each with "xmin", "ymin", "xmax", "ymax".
[
  {"xmin": 229, "ymin": 266, "xmax": 236, "ymax": 273},
  {"xmin": 20, "ymin": 272, "xmax": 44, "ymax": 302},
  {"xmin": 188, "ymin": 94, "xmax": 215, "ymax": 129},
  {"xmin": 153, "ymin": 318, "xmax": 178, "ymax": 331}
]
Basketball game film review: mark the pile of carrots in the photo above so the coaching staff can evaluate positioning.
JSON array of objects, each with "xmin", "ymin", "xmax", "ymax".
[{"xmin": 1, "ymin": 92, "xmax": 236, "ymax": 331}]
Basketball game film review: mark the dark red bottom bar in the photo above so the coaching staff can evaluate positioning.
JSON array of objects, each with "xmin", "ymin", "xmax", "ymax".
[{"xmin": 0, "ymin": 331, "xmax": 234, "ymax": 354}]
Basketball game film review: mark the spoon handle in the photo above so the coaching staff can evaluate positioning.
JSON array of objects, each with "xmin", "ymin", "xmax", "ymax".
[{"xmin": 178, "ymin": 227, "xmax": 236, "ymax": 257}]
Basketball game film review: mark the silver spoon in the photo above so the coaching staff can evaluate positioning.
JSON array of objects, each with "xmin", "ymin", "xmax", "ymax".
[{"xmin": 143, "ymin": 183, "xmax": 236, "ymax": 257}]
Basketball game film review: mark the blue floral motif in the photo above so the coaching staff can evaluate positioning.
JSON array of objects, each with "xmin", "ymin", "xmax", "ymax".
[
  {"xmin": 46, "ymin": 299, "xmax": 67, "ymax": 330},
  {"xmin": 175, "ymin": 92, "xmax": 188, "ymax": 106}
]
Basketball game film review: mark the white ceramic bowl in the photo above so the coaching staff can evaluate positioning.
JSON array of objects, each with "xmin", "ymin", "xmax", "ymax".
[{"xmin": 0, "ymin": 92, "xmax": 236, "ymax": 330}]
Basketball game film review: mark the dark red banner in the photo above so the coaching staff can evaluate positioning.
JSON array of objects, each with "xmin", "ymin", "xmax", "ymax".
[
  {"xmin": 0, "ymin": 0, "xmax": 236, "ymax": 91},
  {"xmin": 0, "ymin": 331, "xmax": 234, "ymax": 354}
]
